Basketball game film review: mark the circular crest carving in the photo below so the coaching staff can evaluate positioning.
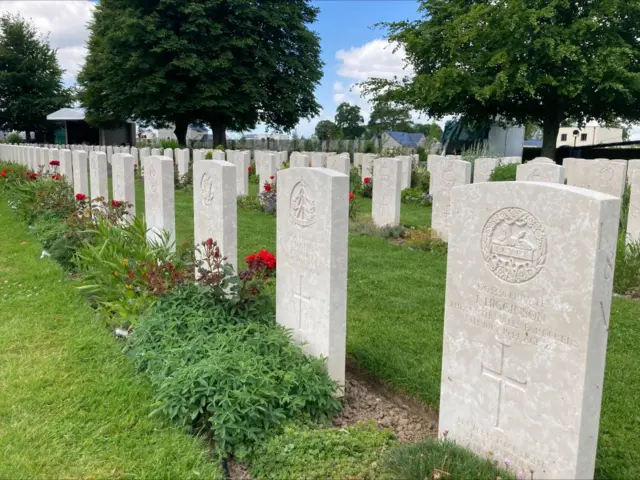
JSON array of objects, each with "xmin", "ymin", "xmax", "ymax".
[
  {"xmin": 289, "ymin": 179, "xmax": 316, "ymax": 230},
  {"xmin": 481, "ymin": 208, "xmax": 547, "ymax": 284},
  {"xmin": 147, "ymin": 164, "xmax": 157, "ymax": 195},
  {"xmin": 200, "ymin": 172, "xmax": 214, "ymax": 206},
  {"xmin": 441, "ymin": 163, "xmax": 456, "ymax": 188}
]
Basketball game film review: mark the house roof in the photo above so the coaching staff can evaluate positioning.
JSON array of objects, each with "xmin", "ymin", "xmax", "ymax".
[
  {"xmin": 47, "ymin": 107, "xmax": 86, "ymax": 121},
  {"xmin": 386, "ymin": 130, "xmax": 425, "ymax": 147}
]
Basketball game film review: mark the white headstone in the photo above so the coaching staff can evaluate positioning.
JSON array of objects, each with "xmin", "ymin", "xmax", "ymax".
[
  {"xmin": 151, "ymin": 148, "xmax": 161, "ymax": 156},
  {"xmin": 310, "ymin": 152, "xmax": 325, "ymax": 168},
  {"xmin": 163, "ymin": 148, "xmax": 174, "ymax": 161},
  {"xmin": 276, "ymin": 167, "xmax": 349, "ymax": 388},
  {"xmin": 361, "ymin": 154, "xmax": 375, "ymax": 181},
  {"xmin": 139, "ymin": 147, "xmax": 151, "ymax": 164},
  {"xmin": 234, "ymin": 151, "xmax": 250, "ymax": 196},
  {"xmin": 193, "ymin": 149, "xmax": 205, "ymax": 163},
  {"xmin": 627, "ymin": 169, "xmax": 640, "ymax": 243},
  {"xmin": 372, "ymin": 158, "xmax": 402, "ymax": 228},
  {"xmin": 193, "ymin": 160, "xmax": 238, "ymax": 270},
  {"xmin": 627, "ymin": 159, "xmax": 640, "ymax": 184},
  {"xmin": 290, "ymin": 152, "xmax": 310, "ymax": 168},
  {"xmin": 130, "ymin": 147, "xmax": 139, "ymax": 168},
  {"xmin": 89, "ymin": 151, "xmax": 109, "ymax": 201},
  {"xmin": 326, "ymin": 154, "xmax": 350, "ymax": 175},
  {"xmin": 59, "ymin": 149, "xmax": 73, "ymax": 185},
  {"xmin": 568, "ymin": 159, "xmax": 626, "ymax": 197},
  {"xmin": 212, "ymin": 150, "xmax": 225, "ymax": 161},
  {"xmin": 516, "ymin": 162, "xmax": 565, "ymax": 184},
  {"xmin": 473, "ymin": 158, "xmax": 500, "ymax": 184},
  {"xmin": 431, "ymin": 159, "xmax": 471, "ymax": 241},
  {"xmin": 176, "ymin": 148, "xmax": 190, "ymax": 178},
  {"xmin": 531, "ymin": 157, "xmax": 555, "ymax": 164},
  {"xmin": 259, "ymin": 153, "xmax": 277, "ymax": 193},
  {"xmin": 144, "ymin": 156, "xmax": 175, "ymax": 249},
  {"xmin": 398, "ymin": 156, "xmax": 412, "ymax": 190},
  {"xmin": 427, "ymin": 154, "xmax": 447, "ymax": 192},
  {"xmin": 112, "ymin": 153, "xmax": 136, "ymax": 221},
  {"xmin": 353, "ymin": 152, "xmax": 363, "ymax": 168},
  {"xmin": 440, "ymin": 181, "xmax": 620, "ymax": 480},
  {"xmin": 72, "ymin": 151, "xmax": 89, "ymax": 198}
]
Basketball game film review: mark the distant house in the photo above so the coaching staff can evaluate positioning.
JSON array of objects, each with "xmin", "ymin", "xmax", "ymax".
[
  {"xmin": 46, "ymin": 107, "xmax": 136, "ymax": 145},
  {"xmin": 378, "ymin": 130, "xmax": 425, "ymax": 151},
  {"xmin": 557, "ymin": 125, "xmax": 623, "ymax": 147}
]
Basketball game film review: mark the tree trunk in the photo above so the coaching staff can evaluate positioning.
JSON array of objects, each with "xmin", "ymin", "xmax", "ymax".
[
  {"xmin": 541, "ymin": 117, "xmax": 561, "ymax": 161},
  {"xmin": 173, "ymin": 117, "xmax": 189, "ymax": 147},
  {"xmin": 210, "ymin": 119, "xmax": 227, "ymax": 148}
]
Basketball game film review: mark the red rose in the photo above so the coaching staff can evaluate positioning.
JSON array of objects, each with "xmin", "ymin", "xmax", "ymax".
[
  {"xmin": 264, "ymin": 183, "xmax": 272, "ymax": 192},
  {"xmin": 349, "ymin": 192, "xmax": 355, "ymax": 202},
  {"xmin": 257, "ymin": 249, "xmax": 276, "ymax": 269},
  {"xmin": 111, "ymin": 200, "xmax": 121, "ymax": 208},
  {"xmin": 133, "ymin": 163, "xmax": 138, "ymax": 168},
  {"xmin": 75, "ymin": 193, "xmax": 87, "ymax": 201},
  {"xmin": 363, "ymin": 177, "xmax": 371, "ymax": 184},
  {"xmin": 248, "ymin": 166, "xmax": 252, "ymax": 172},
  {"xmin": 206, "ymin": 238, "xmax": 214, "ymax": 246},
  {"xmin": 49, "ymin": 160, "xmax": 60, "ymax": 166},
  {"xmin": 269, "ymin": 175, "xmax": 275, "ymax": 180},
  {"xmin": 51, "ymin": 174, "xmax": 62, "ymax": 181},
  {"xmin": 0, "ymin": 170, "xmax": 6, "ymax": 178}
]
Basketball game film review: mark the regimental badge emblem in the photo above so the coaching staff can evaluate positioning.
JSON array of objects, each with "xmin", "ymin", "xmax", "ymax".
[
  {"xmin": 481, "ymin": 207, "xmax": 547, "ymax": 284},
  {"xmin": 200, "ymin": 172, "xmax": 214, "ymax": 206},
  {"xmin": 289, "ymin": 179, "xmax": 316, "ymax": 229}
]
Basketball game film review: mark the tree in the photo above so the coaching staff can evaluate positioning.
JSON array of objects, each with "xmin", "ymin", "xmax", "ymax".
[
  {"xmin": 334, "ymin": 102, "xmax": 364, "ymax": 139},
  {"xmin": 367, "ymin": 101, "xmax": 412, "ymax": 136},
  {"xmin": 77, "ymin": 0, "xmax": 322, "ymax": 146},
  {"xmin": 408, "ymin": 122, "xmax": 442, "ymax": 140},
  {"xmin": 0, "ymin": 14, "xmax": 71, "ymax": 140},
  {"xmin": 315, "ymin": 120, "xmax": 339, "ymax": 141},
  {"xmin": 363, "ymin": 0, "xmax": 640, "ymax": 159},
  {"xmin": 524, "ymin": 123, "xmax": 542, "ymax": 141}
]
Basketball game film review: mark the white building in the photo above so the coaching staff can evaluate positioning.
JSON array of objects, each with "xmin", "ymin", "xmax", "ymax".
[{"xmin": 557, "ymin": 124, "xmax": 623, "ymax": 147}]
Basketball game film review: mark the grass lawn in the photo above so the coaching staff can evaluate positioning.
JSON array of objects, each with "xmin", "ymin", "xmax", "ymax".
[
  {"xmin": 0, "ymin": 200, "xmax": 221, "ymax": 479},
  {"xmin": 133, "ymin": 180, "xmax": 639, "ymax": 479}
]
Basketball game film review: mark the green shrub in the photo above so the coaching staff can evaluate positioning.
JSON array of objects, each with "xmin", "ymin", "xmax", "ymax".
[
  {"xmin": 417, "ymin": 146, "xmax": 428, "ymax": 163},
  {"xmin": 350, "ymin": 217, "xmax": 407, "ymax": 240},
  {"xmin": 401, "ymin": 188, "xmax": 431, "ymax": 205},
  {"xmin": 488, "ymin": 163, "xmax": 517, "ymax": 182},
  {"xmin": 249, "ymin": 161, "xmax": 259, "ymax": 184},
  {"xmin": 405, "ymin": 227, "xmax": 448, "ymax": 254},
  {"xmin": 411, "ymin": 163, "xmax": 430, "ymax": 192},
  {"xmin": 127, "ymin": 284, "xmax": 342, "ymax": 458},
  {"xmin": 160, "ymin": 138, "xmax": 180, "ymax": 149},
  {"xmin": 74, "ymin": 217, "xmax": 192, "ymax": 323},
  {"xmin": 6, "ymin": 132, "xmax": 22, "ymax": 144},
  {"xmin": 362, "ymin": 178, "xmax": 373, "ymax": 198},
  {"xmin": 350, "ymin": 166, "xmax": 363, "ymax": 196},
  {"xmin": 251, "ymin": 423, "xmax": 396, "ymax": 479},
  {"xmin": 614, "ymin": 233, "xmax": 640, "ymax": 295},
  {"xmin": 237, "ymin": 194, "xmax": 263, "ymax": 212},
  {"xmin": 362, "ymin": 140, "xmax": 376, "ymax": 153},
  {"xmin": 620, "ymin": 184, "xmax": 631, "ymax": 232},
  {"xmin": 383, "ymin": 437, "xmax": 517, "ymax": 480}
]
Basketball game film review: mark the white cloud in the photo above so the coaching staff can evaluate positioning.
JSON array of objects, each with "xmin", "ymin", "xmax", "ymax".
[
  {"xmin": 0, "ymin": 1, "xmax": 95, "ymax": 84},
  {"xmin": 336, "ymin": 39, "xmax": 413, "ymax": 81}
]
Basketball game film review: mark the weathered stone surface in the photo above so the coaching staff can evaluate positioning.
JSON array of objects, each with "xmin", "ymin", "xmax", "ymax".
[
  {"xmin": 112, "ymin": 153, "xmax": 136, "ymax": 221},
  {"xmin": 310, "ymin": 152, "xmax": 325, "ymax": 168},
  {"xmin": 353, "ymin": 152, "xmax": 362, "ymax": 168},
  {"xmin": 89, "ymin": 151, "xmax": 109, "ymax": 201},
  {"xmin": 427, "ymin": 154, "xmax": 446, "ymax": 192},
  {"xmin": 567, "ymin": 159, "xmax": 626, "ymax": 197},
  {"xmin": 234, "ymin": 151, "xmax": 250, "ymax": 196},
  {"xmin": 163, "ymin": 148, "xmax": 174, "ymax": 161},
  {"xmin": 290, "ymin": 152, "xmax": 310, "ymax": 168},
  {"xmin": 144, "ymin": 156, "xmax": 175, "ymax": 248},
  {"xmin": 72, "ymin": 150, "xmax": 89, "ymax": 197},
  {"xmin": 193, "ymin": 149, "xmax": 205, "ymax": 163},
  {"xmin": 193, "ymin": 160, "xmax": 237, "ymax": 269},
  {"xmin": 59, "ymin": 149, "xmax": 73, "ymax": 185},
  {"xmin": 439, "ymin": 181, "xmax": 620, "ymax": 480},
  {"xmin": 213, "ymin": 150, "xmax": 225, "ymax": 161},
  {"xmin": 627, "ymin": 159, "xmax": 640, "ymax": 184},
  {"xmin": 372, "ymin": 158, "xmax": 402, "ymax": 227},
  {"xmin": 276, "ymin": 167, "xmax": 349, "ymax": 388},
  {"xmin": 431, "ymin": 159, "xmax": 471, "ymax": 240},
  {"xmin": 259, "ymin": 153, "xmax": 277, "ymax": 193},
  {"xmin": 361, "ymin": 154, "xmax": 375, "ymax": 181},
  {"xmin": 175, "ymin": 148, "xmax": 190, "ymax": 178},
  {"xmin": 531, "ymin": 157, "xmax": 555, "ymax": 164},
  {"xmin": 326, "ymin": 154, "xmax": 350, "ymax": 175},
  {"xmin": 516, "ymin": 162, "xmax": 565, "ymax": 184},
  {"xmin": 627, "ymin": 169, "xmax": 640, "ymax": 243},
  {"xmin": 398, "ymin": 156, "xmax": 412, "ymax": 190},
  {"xmin": 473, "ymin": 158, "xmax": 500, "ymax": 184},
  {"xmin": 151, "ymin": 148, "xmax": 161, "ymax": 156}
]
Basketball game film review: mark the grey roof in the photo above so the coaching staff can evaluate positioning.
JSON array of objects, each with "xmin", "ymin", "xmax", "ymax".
[{"xmin": 47, "ymin": 107, "xmax": 86, "ymax": 121}]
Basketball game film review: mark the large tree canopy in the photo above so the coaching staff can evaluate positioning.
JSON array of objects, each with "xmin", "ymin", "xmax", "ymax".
[
  {"xmin": 0, "ymin": 14, "xmax": 71, "ymax": 140},
  {"xmin": 314, "ymin": 119, "xmax": 340, "ymax": 141},
  {"xmin": 367, "ymin": 101, "xmax": 412, "ymax": 136},
  {"xmin": 78, "ymin": 0, "xmax": 323, "ymax": 146},
  {"xmin": 334, "ymin": 102, "xmax": 365, "ymax": 139},
  {"xmin": 363, "ymin": 0, "xmax": 640, "ymax": 159}
]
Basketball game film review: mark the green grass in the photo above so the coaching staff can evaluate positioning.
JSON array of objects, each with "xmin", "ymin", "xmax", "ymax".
[
  {"xmin": 0, "ymin": 200, "xmax": 221, "ymax": 479},
  {"xmin": 142, "ymin": 182, "xmax": 638, "ymax": 479}
]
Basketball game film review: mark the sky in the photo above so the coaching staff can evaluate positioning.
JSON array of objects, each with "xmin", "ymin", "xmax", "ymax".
[{"xmin": 0, "ymin": 0, "xmax": 426, "ymax": 138}]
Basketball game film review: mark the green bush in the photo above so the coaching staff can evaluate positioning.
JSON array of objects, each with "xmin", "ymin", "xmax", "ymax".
[
  {"xmin": 350, "ymin": 217, "xmax": 407, "ymax": 240},
  {"xmin": 6, "ymin": 132, "xmax": 22, "ymax": 144},
  {"xmin": 488, "ymin": 163, "xmax": 517, "ymax": 182},
  {"xmin": 127, "ymin": 284, "xmax": 342, "ymax": 458},
  {"xmin": 249, "ymin": 161, "xmax": 259, "ymax": 184},
  {"xmin": 614, "ymin": 233, "xmax": 640, "ymax": 295},
  {"xmin": 160, "ymin": 138, "xmax": 180, "ymax": 149},
  {"xmin": 417, "ymin": 146, "xmax": 428, "ymax": 163},
  {"xmin": 383, "ymin": 437, "xmax": 517, "ymax": 480},
  {"xmin": 405, "ymin": 227, "xmax": 448, "ymax": 254},
  {"xmin": 362, "ymin": 178, "xmax": 373, "ymax": 198},
  {"xmin": 350, "ymin": 166, "xmax": 363, "ymax": 196},
  {"xmin": 401, "ymin": 187, "xmax": 431, "ymax": 205},
  {"xmin": 251, "ymin": 423, "xmax": 396, "ymax": 480},
  {"xmin": 411, "ymin": 164, "xmax": 430, "ymax": 192}
]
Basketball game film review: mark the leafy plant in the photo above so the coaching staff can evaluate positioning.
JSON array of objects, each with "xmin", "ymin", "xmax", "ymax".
[
  {"xmin": 362, "ymin": 176, "xmax": 373, "ymax": 198},
  {"xmin": 349, "ymin": 166, "xmax": 363, "ymax": 196},
  {"xmin": 350, "ymin": 217, "xmax": 407, "ymax": 240},
  {"xmin": 160, "ymin": 139, "xmax": 180, "ymax": 149},
  {"xmin": 402, "ymin": 187, "xmax": 432, "ymax": 206},
  {"xmin": 488, "ymin": 163, "xmax": 517, "ymax": 182},
  {"xmin": 411, "ymin": 163, "xmax": 430, "ymax": 192},
  {"xmin": 405, "ymin": 226, "xmax": 447, "ymax": 254},
  {"xmin": 237, "ymin": 194, "xmax": 263, "ymax": 212},
  {"xmin": 248, "ymin": 162, "xmax": 258, "ymax": 184},
  {"xmin": 127, "ymin": 285, "xmax": 342, "ymax": 458},
  {"xmin": 6, "ymin": 132, "xmax": 22, "ymax": 144},
  {"xmin": 383, "ymin": 437, "xmax": 517, "ymax": 480},
  {"xmin": 251, "ymin": 423, "xmax": 396, "ymax": 479}
]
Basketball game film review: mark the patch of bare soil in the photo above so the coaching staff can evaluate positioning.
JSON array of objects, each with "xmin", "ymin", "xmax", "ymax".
[{"xmin": 332, "ymin": 358, "xmax": 438, "ymax": 443}]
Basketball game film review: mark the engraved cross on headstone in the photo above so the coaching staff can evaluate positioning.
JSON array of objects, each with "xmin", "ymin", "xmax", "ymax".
[
  {"xmin": 481, "ymin": 342, "xmax": 528, "ymax": 430},
  {"xmin": 292, "ymin": 274, "xmax": 311, "ymax": 330}
]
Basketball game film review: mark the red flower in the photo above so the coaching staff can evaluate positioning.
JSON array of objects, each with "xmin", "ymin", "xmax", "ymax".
[
  {"xmin": 248, "ymin": 166, "xmax": 252, "ymax": 172},
  {"xmin": 111, "ymin": 200, "xmax": 121, "ymax": 208},
  {"xmin": 75, "ymin": 193, "xmax": 87, "ymax": 201},
  {"xmin": 0, "ymin": 170, "xmax": 6, "ymax": 178},
  {"xmin": 49, "ymin": 160, "xmax": 60, "ymax": 166},
  {"xmin": 51, "ymin": 174, "xmax": 62, "ymax": 181},
  {"xmin": 244, "ymin": 249, "xmax": 276, "ymax": 270},
  {"xmin": 133, "ymin": 163, "xmax": 138, "ymax": 168},
  {"xmin": 363, "ymin": 177, "xmax": 371, "ymax": 184},
  {"xmin": 206, "ymin": 238, "xmax": 214, "ymax": 246},
  {"xmin": 349, "ymin": 192, "xmax": 355, "ymax": 202},
  {"xmin": 264, "ymin": 183, "xmax": 272, "ymax": 192},
  {"xmin": 27, "ymin": 172, "xmax": 38, "ymax": 181},
  {"xmin": 269, "ymin": 175, "xmax": 275, "ymax": 180}
]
